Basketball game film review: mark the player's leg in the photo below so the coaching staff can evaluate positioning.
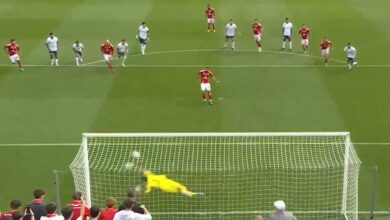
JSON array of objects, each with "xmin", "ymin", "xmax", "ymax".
[
  {"xmin": 53, "ymin": 51, "xmax": 59, "ymax": 66},
  {"xmin": 288, "ymin": 37, "xmax": 292, "ymax": 51},
  {"xmin": 352, "ymin": 59, "xmax": 358, "ymax": 67},
  {"xmin": 75, "ymin": 53, "xmax": 80, "ymax": 66},
  {"xmin": 139, "ymin": 38, "xmax": 146, "ymax": 55},
  {"xmin": 282, "ymin": 36, "xmax": 286, "ymax": 50},
  {"xmin": 206, "ymin": 84, "xmax": 212, "ymax": 104},
  {"xmin": 211, "ymin": 20, "xmax": 215, "ymax": 32},
  {"xmin": 104, "ymin": 54, "xmax": 114, "ymax": 71},
  {"xmin": 120, "ymin": 54, "xmax": 127, "ymax": 67},
  {"xmin": 323, "ymin": 50, "xmax": 329, "ymax": 66},
  {"xmin": 50, "ymin": 51, "xmax": 55, "ymax": 65},
  {"xmin": 231, "ymin": 37, "xmax": 236, "ymax": 50},
  {"xmin": 223, "ymin": 36, "xmax": 229, "ymax": 48},
  {"xmin": 207, "ymin": 20, "xmax": 211, "ymax": 32},
  {"xmin": 305, "ymin": 40, "xmax": 309, "ymax": 53},
  {"xmin": 347, "ymin": 58, "xmax": 352, "ymax": 70},
  {"xmin": 15, "ymin": 55, "xmax": 23, "ymax": 71},
  {"xmin": 255, "ymin": 35, "xmax": 262, "ymax": 52},
  {"xmin": 180, "ymin": 187, "xmax": 205, "ymax": 197}
]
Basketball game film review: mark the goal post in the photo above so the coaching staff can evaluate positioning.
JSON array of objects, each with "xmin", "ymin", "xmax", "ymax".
[{"xmin": 69, "ymin": 132, "xmax": 361, "ymax": 220}]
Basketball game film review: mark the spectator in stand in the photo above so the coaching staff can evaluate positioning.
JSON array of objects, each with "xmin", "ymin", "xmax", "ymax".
[
  {"xmin": 113, "ymin": 198, "xmax": 151, "ymax": 220},
  {"xmin": 67, "ymin": 192, "xmax": 90, "ymax": 220},
  {"xmin": 89, "ymin": 206, "xmax": 100, "ymax": 220},
  {"xmin": 269, "ymin": 200, "xmax": 297, "ymax": 220},
  {"xmin": 40, "ymin": 203, "xmax": 63, "ymax": 220},
  {"xmin": 98, "ymin": 197, "xmax": 116, "ymax": 220},
  {"xmin": 117, "ymin": 189, "xmax": 148, "ymax": 214},
  {"xmin": 23, "ymin": 189, "xmax": 46, "ymax": 220},
  {"xmin": 0, "ymin": 200, "xmax": 22, "ymax": 220}
]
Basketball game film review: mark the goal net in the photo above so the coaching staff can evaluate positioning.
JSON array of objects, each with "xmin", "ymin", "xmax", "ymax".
[{"xmin": 69, "ymin": 132, "xmax": 361, "ymax": 220}]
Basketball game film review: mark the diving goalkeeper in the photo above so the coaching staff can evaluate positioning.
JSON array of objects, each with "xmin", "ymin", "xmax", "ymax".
[{"xmin": 142, "ymin": 170, "xmax": 205, "ymax": 197}]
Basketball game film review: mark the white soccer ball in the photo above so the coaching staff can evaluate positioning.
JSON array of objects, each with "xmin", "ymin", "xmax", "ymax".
[
  {"xmin": 124, "ymin": 162, "xmax": 133, "ymax": 170},
  {"xmin": 132, "ymin": 150, "xmax": 141, "ymax": 159}
]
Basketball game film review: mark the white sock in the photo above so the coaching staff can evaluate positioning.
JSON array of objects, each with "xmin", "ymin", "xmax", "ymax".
[
  {"xmin": 289, "ymin": 42, "xmax": 292, "ymax": 49},
  {"xmin": 282, "ymin": 42, "xmax": 286, "ymax": 49},
  {"xmin": 232, "ymin": 42, "xmax": 235, "ymax": 49},
  {"xmin": 55, "ymin": 59, "xmax": 59, "ymax": 66},
  {"xmin": 76, "ymin": 58, "xmax": 79, "ymax": 66},
  {"xmin": 51, "ymin": 59, "xmax": 54, "ymax": 65},
  {"xmin": 80, "ymin": 57, "xmax": 83, "ymax": 63}
]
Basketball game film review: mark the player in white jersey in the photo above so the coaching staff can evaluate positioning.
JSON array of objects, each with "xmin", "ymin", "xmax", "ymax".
[
  {"xmin": 282, "ymin": 17, "xmax": 293, "ymax": 51},
  {"xmin": 46, "ymin": 32, "xmax": 59, "ymax": 66},
  {"xmin": 223, "ymin": 19, "xmax": 241, "ymax": 50},
  {"xmin": 343, "ymin": 42, "xmax": 357, "ymax": 71},
  {"xmin": 137, "ymin": 22, "xmax": 149, "ymax": 55},
  {"xmin": 117, "ymin": 39, "xmax": 129, "ymax": 67},
  {"xmin": 72, "ymin": 40, "xmax": 84, "ymax": 66}
]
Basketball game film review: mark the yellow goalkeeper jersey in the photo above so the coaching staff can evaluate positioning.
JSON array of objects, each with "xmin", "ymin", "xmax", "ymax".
[{"xmin": 144, "ymin": 170, "xmax": 186, "ymax": 193}]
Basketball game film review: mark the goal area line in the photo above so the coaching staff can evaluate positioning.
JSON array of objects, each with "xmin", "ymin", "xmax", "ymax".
[
  {"xmin": 143, "ymin": 210, "xmax": 388, "ymax": 215},
  {"xmin": 0, "ymin": 142, "xmax": 389, "ymax": 147}
]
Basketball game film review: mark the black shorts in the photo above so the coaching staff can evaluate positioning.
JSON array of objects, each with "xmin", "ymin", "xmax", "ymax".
[
  {"xmin": 347, "ymin": 57, "xmax": 354, "ymax": 64},
  {"xmin": 226, "ymin": 35, "xmax": 234, "ymax": 40},
  {"xmin": 117, "ymin": 52, "xmax": 126, "ymax": 57},
  {"xmin": 74, "ymin": 51, "xmax": 82, "ymax": 57},
  {"xmin": 283, "ymin": 35, "xmax": 291, "ymax": 41},
  {"xmin": 49, "ymin": 50, "xmax": 58, "ymax": 58}
]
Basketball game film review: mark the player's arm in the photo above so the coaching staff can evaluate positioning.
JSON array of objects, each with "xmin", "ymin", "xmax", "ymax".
[{"xmin": 236, "ymin": 26, "xmax": 242, "ymax": 36}]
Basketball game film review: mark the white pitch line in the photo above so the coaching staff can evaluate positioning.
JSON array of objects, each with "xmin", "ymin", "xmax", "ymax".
[
  {"xmin": 0, "ymin": 143, "xmax": 80, "ymax": 147},
  {"xmin": 0, "ymin": 142, "xmax": 389, "ymax": 147},
  {"xmin": 0, "ymin": 64, "xmax": 389, "ymax": 68},
  {"xmin": 354, "ymin": 142, "xmax": 390, "ymax": 146}
]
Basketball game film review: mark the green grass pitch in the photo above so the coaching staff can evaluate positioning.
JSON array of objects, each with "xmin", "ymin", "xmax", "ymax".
[{"xmin": 1, "ymin": 0, "xmax": 390, "ymax": 219}]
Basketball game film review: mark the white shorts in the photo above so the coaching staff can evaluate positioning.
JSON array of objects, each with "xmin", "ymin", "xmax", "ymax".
[
  {"xmin": 9, "ymin": 54, "xmax": 20, "ymax": 63},
  {"xmin": 321, "ymin": 48, "xmax": 330, "ymax": 56},
  {"xmin": 207, "ymin": 18, "xmax": 215, "ymax": 24},
  {"xmin": 301, "ymin": 39, "xmax": 309, "ymax": 46},
  {"xmin": 103, "ymin": 54, "xmax": 112, "ymax": 62},
  {"xmin": 254, "ymin": 34, "xmax": 261, "ymax": 42},
  {"xmin": 200, "ymin": 83, "xmax": 211, "ymax": 91}
]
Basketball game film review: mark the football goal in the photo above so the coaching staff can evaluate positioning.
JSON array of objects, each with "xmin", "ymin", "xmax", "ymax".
[{"xmin": 69, "ymin": 132, "xmax": 361, "ymax": 220}]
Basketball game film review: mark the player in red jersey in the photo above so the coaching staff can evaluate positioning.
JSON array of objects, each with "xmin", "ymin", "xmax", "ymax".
[
  {"xmin": 198, "ymin": 67, "xmax": 219, "ymax": 105},
  {"xmin": 252, "ymin": 19, "xmax": 263, "ymax": 52},
  {"xmin": 298, "ymin": 24, "xmax": 310, "ymax": 54},
  {"xmin": 100, "ymin": 40, "xmax": 115, "ymax": 71},
  {"xmin": 205, "ymin": 4, "xmax": 216, "ymax": 32},
  {"xmin": 320, "ymin": 36, "xmax": 333, "ymax": 66},
  {"xmin": 4, "ymin": 39, "xmax": 23, "ymax": 71}
]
